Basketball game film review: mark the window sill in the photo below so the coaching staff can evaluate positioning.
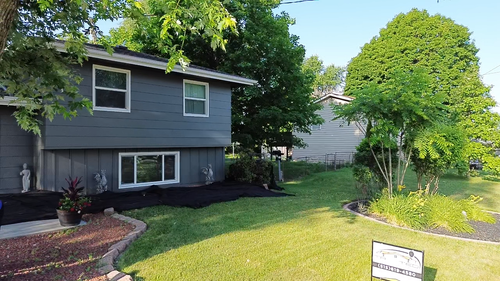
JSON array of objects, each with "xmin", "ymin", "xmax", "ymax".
[
  {"xmin": 119, "ymin": 180, "xmax": 180, "ymax": 189},
  {"xmin": 94, "ymin": 106, "xmax": 131, "ymax": 113},
  {"xmin": 183, "ymin": 113, "xmax": 209, "ymax": 118}
]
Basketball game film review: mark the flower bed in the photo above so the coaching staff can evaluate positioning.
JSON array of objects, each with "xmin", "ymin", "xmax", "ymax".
[{"xmin": 0, "ymin": 213, "xmax": 134, "ymax": 281}]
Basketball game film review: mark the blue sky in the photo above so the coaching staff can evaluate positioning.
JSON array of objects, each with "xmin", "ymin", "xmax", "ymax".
[
  {"xmin": 275, "ymin": 0, "xmax": 500, "ymax": 111},
  {"xmin": 99, "ymin": 0, "xmax": 500, "ymax": 110}
]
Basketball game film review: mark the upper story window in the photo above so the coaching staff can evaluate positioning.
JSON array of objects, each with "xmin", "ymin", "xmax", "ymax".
[
  {"xmin": 183, "ymin": 79, "xmax": 209, "ymax": 117},
  {"xmin": 310, "ymin": 124, "xmax": 322, "ymax": 131},
  {"xmin": 93, "ymin": 65, "xmax": 131, "ymax": 112}
]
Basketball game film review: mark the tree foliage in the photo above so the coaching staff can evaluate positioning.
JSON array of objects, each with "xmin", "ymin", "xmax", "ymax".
[
  {"xmin": 110, "ymin": 0, "xmax": 322, "ymax": 149},
  {"xmin": 302, "ymin": 55, "xmax": 344, "ymax": 97},
  {"xmin": 335, "ymin": 68, "xmax": 456, "ymax": 196},
  {"xmin": 345, "ymin": 9, "xmax": 500, "ymax": 170},
  {"xmin": 0, "ymin": 0, "xmax": 237, "ymax": 135},
  {"xmin": 412, "ymin": 124, "xmax": 467, "ymax": 194}
]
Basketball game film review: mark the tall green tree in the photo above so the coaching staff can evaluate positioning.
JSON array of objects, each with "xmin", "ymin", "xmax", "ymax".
[
  {"xmin": 302, "ymin": 55, "xmax": 344, "ymax": 97},
  {"xmin": 110, "ymin": 0, "xmax": 322, "ymax": 149},
  {"xmin": 334, "ymin": 68, "xmax": 451, "ymax": 196},
  {"xmin": 0, "ymin": 0, "xmax": 236, "ymax": 135},
  {"xmin": 345, "ymin": 9, "xmax": 500, "ymax": 169}
]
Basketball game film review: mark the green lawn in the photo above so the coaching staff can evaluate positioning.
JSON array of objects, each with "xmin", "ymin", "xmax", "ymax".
[{"xmin": 118, "ymin": 169, "xmax": 500, "ymax": 281}]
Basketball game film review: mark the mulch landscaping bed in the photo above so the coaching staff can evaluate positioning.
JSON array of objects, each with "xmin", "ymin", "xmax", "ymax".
[
  {"xmin": 0, "ymin": 213, "xmax": 134, "ymax": 281},
  {"xmin": 347, "ymin": 201, "xmax": 500, "ymax": 243},
  {"xmin": 1, "ymin": 181, "xmax": 289, "ymax": 226}
]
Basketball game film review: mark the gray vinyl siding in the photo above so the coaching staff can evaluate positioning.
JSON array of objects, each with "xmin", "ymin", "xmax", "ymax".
[
  {"xmin": 293, "ymin": 99, "xmax": 364, "ymax": 160},
  {"xmin": 40, "ymin": 58, "xmax": 232, "ymax": 150},
  {"xmin": 0, "ymin": 107, "xmax": 34, "ymax": 194},
  {"xmin": 39, "ymin": 147, "xmax": 225, "ymax": 194}
]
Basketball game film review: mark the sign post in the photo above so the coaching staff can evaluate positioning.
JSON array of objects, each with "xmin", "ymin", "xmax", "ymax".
[{"xmin": 371, "ymin": 241, "xmax": 424, "ymax": 281}]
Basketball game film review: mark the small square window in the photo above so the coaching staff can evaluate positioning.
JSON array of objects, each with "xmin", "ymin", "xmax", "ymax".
[
  {"xmin": 184, "ymin": 80, "xmax": 209, "ymax": 117},
  {"xmin": 310, "ymin": 124, "xmax": 322, "ymax": 131},
  {"xmin": 93, "ymin": 65, "xmax": 131, "ymax": 112}
]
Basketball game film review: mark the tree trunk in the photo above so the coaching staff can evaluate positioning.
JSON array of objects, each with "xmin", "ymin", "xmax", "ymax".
[
  {"xmin": 388, "ymin": 146, "xmax": 393, "ymax": 197},
  {"xmin": 417, "ymin": 172, "xmax": 422, "ymax": 191},
  {"xmin": 424, "ymin": 175, "xmax": 435, "ymax": 195},
  {"xmin": 431, "ymin": 176, "xmax": 440, "ymax": 195},
  {"xmin": 0, "ymin": 0, "xmax": 19, "ymax": 58}
]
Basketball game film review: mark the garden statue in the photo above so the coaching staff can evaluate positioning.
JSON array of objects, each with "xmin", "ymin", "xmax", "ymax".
[
  {"xmin": 201, "ymin": 164, "xmax": 214, "ymax": 185},
  {"xmin": 94, "ymin": 170, "xmax": 108, "ymax": 194},
  {"xmin": 20, "ymin": 163, "xmax": 30, "ymax": 193}
]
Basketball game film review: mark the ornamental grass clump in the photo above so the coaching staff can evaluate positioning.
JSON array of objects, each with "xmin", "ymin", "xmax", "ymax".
[
  {"xmin": 369, "ymin": 191, "xmax": 496, "ymax": 233},
  {"xmin": 369, "ymin": 190, "xmax": 428, "ymax": 230},
  {"xmin": 58, "ymin": 176, "xmax": 91, "ymax": 213}
]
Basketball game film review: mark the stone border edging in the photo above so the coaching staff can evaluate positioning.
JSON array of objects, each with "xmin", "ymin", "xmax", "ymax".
[
  {"xmin": 97, "ymin": 211, "xmax": 148, "ymax": 281},
  {"xmin": 343, "ymin": 201, "xmax": 500, "ymax": 245}
]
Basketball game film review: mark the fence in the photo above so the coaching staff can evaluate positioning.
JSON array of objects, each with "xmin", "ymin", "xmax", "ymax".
[{"xmin": 294, "ymin": 152, "xmax": 356, "ymax": 171}]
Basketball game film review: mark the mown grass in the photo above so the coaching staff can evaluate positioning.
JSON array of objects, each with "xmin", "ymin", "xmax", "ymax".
[{"xmin": 117, "ymin": 168, "xmax": 500, "ymax": 280}]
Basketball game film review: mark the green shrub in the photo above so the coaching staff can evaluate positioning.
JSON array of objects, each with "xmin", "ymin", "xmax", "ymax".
[
  {"xmin": 352, "ymin": 165, "xmax": 382, "ymax": 199},
  {"xmin": 354, "ymin": 139, "xmax": 397, "ymax": 183},
  {"xmin": 369, "ymin": 192, "xmax": 496, "ymax": 233},
  {"xmin": 227, "ymin": 153, "xmax": 273, "ymax": 185},
  {"xmin": 482, "ymin": 174, "xmax": 500, "ymax": 182},
  {"xmin": 469, "ymin": 170, "xmax": 480, "ymax": 177}
]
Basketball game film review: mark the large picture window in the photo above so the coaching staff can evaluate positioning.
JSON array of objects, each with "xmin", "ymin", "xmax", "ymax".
[
  {"xmin": 93, "ymin": 65, "xmax": 131, "ymax": 112},
  {"xmin": 119, "ymin": 152, "xmax": 180, "ymax": 189},
  {"xmin": 183, "ymin": 80, "xmax": 209, "ymax": 117}
]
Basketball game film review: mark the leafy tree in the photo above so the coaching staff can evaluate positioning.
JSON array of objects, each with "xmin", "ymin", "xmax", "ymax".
[
  {"xmin": 109, "ymin": 0, "xmax": 322, "ymax": 149},
  {"xmin": 345, "ymin": 9, "xmax": 500, "ymax": 170},
  {"xmin": 334, "ymin": 68, "xmax": 450, "ymax": 197},
  {"xmin": 0, "ymin": 0, "xmax": 236, "ymax": 135},
  {"xmin": 412, "ymin": 124, "xmax": 467, "ymax": 194},
  {"xmin": 302, "ymin": 55, "xmax": 344, "ymax": 97}
]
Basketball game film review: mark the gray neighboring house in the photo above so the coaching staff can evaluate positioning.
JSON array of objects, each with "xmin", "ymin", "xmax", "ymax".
[
  {"xmin": 292, "ymin": 93, "xmax": 364, "ymax": 162},
  {"xmin": 0, "ymin": 42, "xmax": 256, "ymax": 194}
]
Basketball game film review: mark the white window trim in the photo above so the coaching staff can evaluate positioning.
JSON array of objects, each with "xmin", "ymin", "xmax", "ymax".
[
  {"xmin": 93, "ymin": 64, "xmax": 131, "ymax": 113},
  {"xmin": 183, "ymin": 79, "xmax": 209, "ymax": 117},
  {"xmin": 118, "ymin": 151, "xmax": 180, "ymax": 189},
  {"xmin": 310, "ymin": 124, "xmax": 322, "ymax": 131}
]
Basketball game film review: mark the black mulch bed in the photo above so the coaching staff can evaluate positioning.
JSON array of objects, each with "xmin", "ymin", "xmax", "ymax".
[
  {"xmin": 0, "ymin": 181, "xmax": 290, "ymax": 226},
  {"xmin": 347, "ymin": 201, "xmax": 500, "ymax": 243}
]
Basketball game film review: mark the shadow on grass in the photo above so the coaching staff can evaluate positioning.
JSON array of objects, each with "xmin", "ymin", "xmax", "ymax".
[{"xmin": 424, "ymin": 266, "xmax": 438, "ymax": 281}]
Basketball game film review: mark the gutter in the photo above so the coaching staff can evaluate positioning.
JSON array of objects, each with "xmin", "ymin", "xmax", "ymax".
[{"xmin": 53, "ymin": 42, "xmax": 258, "ymax": 86}]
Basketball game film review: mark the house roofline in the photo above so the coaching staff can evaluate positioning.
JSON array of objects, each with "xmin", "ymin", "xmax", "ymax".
[
  {"xmin": 54, "ymin": 42, "xmax": 258, "ymax": 86},
  {"xmin": 0, "ymin": 96, "xmax": 23, "ymax": 106},
  {"xmin": 314, "ymin": 92, "xmax": 354, "ymax": 104}
]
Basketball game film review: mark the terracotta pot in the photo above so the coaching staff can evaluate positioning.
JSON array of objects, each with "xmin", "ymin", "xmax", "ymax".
[{"xmin": 56, "ymin": 209, "xmax": 82, "ymax": 227}]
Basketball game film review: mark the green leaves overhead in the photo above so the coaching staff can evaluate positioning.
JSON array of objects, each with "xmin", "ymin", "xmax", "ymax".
[
  {"xmin": 302, "ymin": 55, "xmax": 344, "ymax": 96},
  {"xmin": 345, "ymin": 8, "xmax": 500, "ymax": 170},
  {"xmin": 1, "ymin": 0, "xmax": 238, "ymax": 135},
  {"xmin": 110, "ymin": 0, "xmax": 322, "ymax": 149}
]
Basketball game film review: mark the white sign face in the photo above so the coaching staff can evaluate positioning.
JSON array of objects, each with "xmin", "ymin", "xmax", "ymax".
[{"xmin": 372, "ymin": 241, "xmax": 424, "ymax": 281}]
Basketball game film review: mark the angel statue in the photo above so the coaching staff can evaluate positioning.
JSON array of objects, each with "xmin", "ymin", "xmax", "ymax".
[
  {"xmin": 94, "ymin": 170, "xmax": 108, "ymax": 194},
  {"xmin": 20, "ymin": 163, "xmax": 30, "ymax": 193},
  {"xmin": 201, "ymin": 164, "xmax": 214, "ymax": 185}
]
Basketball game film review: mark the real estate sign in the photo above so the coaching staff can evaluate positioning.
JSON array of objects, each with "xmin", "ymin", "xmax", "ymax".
[{"xmin": 371, "ymin": 241, "xmax": 424, "ymax": 281}]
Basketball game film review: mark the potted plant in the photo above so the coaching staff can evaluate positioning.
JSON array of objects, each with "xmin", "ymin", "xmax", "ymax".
[{"xmin": 56, "ymin": 176, "xmax": 91, "ymax": 226}]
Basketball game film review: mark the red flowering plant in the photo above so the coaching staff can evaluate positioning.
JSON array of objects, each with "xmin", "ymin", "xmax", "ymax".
[{"xmin": 58, "ymin": 176, "xmax": 91, "ymax": 213}]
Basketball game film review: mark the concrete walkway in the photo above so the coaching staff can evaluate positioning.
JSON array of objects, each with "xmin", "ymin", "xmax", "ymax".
[{"xmin": 0, "ymin": 219, "xmax": 86, "ymax": 240}]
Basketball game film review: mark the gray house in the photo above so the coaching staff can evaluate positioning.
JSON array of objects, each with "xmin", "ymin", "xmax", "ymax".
[
  {"xmin": 292, "ymin": 93, "xmax": 364, "ymax": 163},
  {"xmin": 0, "ymin": 42, "xmax": 256, "ymax": 194}
]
